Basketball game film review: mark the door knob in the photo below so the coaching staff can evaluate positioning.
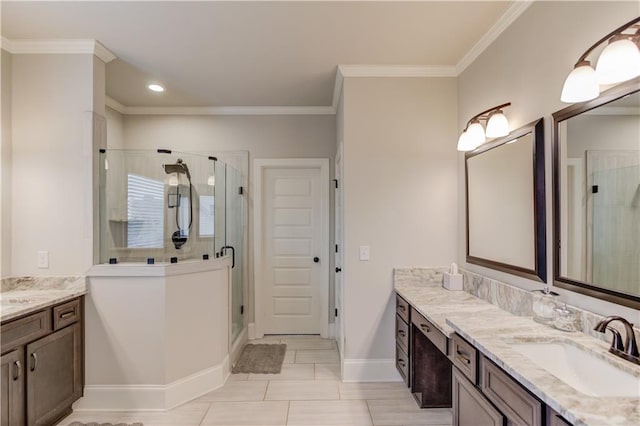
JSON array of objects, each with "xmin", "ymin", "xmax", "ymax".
[
  {"xmin": 313, "ymin": 257, "xmax": 320, "ymax": 263},
  {"xmin": 336, "ymin": 267, "xmax": 342, "ymax": 273}
]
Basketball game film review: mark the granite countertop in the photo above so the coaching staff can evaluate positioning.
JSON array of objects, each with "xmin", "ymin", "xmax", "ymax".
[
  {"xmin": 394, "ymin": 273, "xmax": 640, "ymax": 426},
  {"xmin": 1, "ymin": 276, "xmax": 87, "ymax": 323}
]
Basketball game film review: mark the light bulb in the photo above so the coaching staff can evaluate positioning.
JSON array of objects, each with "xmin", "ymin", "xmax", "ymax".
[
  {"xmin": 457, "ymin": 131, "xmax": 476, "ymax": 152},
  {"xmin": 561, "ymin": 61, "xmax": 599, "ymax": 103},
  {"xmin": 485, "ymin": 110, "xmax": 510, "ymax": 138},
  {"xmin": 466, "ymin": 121, "xmax": 486, "ymax": 148},
  {"xmin": 168, "ymin": 174, "xmax": 179, "ymax": 186},
  {"xmin": 595, "ymin": 37, "xmax": 640, "ymax": 85},
  {"xmin": 207, "ymin": 175, "xmax": 216, "ymax": 186},
  {"xmin": 148, "ymin": 84, "xmax": 165, "ymax": 92}
]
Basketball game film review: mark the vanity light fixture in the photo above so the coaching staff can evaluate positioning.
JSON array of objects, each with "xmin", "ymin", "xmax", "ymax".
[
  {"xmin": 561, "ymin": 16, "xmax": 640, "ymax": 103},
  {"xmin": 147, "ymin": 83, "xmax": 165, "ymax": 93},
  {"xmin": 457, "ymin": 102, "xmax": 511, "ymax": 152}
]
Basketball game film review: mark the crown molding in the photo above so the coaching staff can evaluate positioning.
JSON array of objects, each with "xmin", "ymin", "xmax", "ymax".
[
  {"xmin": 106, "ymin": 97, "xmax": 127, "ymax": 114},
  {"xmin": 106, "ymin": 97, "xmax": 335, "ymax": 116},
  {"xmin": 455, "ymin": 0, "xmax": 533, "ymax": 75},
  {"xmin": 0, "ymin": 37, "xmax": 116, "ymax": 63}
]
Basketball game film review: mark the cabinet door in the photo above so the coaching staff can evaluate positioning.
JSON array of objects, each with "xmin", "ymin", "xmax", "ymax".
[
  {"xmin": 453, "ymin": 367, "xmax": 505, "ymax": 426},
  {"xmin": 1, "ymin": 348, "xmax": 25, "ymax": 426},
  {"xmin": 26, "ymin": 323, "xmax": 82, "ymax": 426}
]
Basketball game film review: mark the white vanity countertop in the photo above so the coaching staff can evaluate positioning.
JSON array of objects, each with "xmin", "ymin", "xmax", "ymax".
[
  {"xmin": 0, "ymin": 276, "xmax": 87, "ymax": 323},
  {"xmin": 394, "ymin": 277, "xmax": 640, "ymax": 426}
]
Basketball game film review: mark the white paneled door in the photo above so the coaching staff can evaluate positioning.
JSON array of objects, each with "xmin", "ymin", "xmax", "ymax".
[{"xmin": 254, "ymin": 159, "xmax": 329, "ymax": 337}]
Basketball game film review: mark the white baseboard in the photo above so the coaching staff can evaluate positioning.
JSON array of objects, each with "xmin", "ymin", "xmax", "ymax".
[
  {"xmin": 230, "ymin": 327, "xmax": 248, "ymax": 366},
  {"xmin": 248, "ymin": 322, "xmax": 256, "ymax": 340},
  {"xmin": 74, "ymin": 357, "xmax": 229, "ymax": 411},
  {"xmin": 342, "ymin": 358, "xmax": 403, "ymax": 382}
]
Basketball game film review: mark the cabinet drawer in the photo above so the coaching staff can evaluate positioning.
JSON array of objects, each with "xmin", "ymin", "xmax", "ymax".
[
  {"xmin": 453, "ymin": 367, "xmax": 504, "ymax": 426},
  {"xmin": 396, "ymin": 344, "xmax": 409, "ymax": 386},
  {"xmin": 53, "ymin": 298, "xmax": 81, "ymax": 330},
  {"xmin": 1, "ymin": 310, "xmax": 52, "ymax": 353},
  {"xmin": 481, "ymin": 355, "xmax": 542, "ymax": 426},
  {"xmin": 396, "ymin": 314, "xmax": 409, "ymax": 352},
  {"xmin": 450, "ymin": 333, "xmax": 477, "ymax": 384},
  {"xmin": 411, "ymin": 308, "xmax": 447, "ymax": 355},
  {"xmin": 396, "ymin": 294, "xmax": 409, "ymax": 323},
  {"xmin": 546, "ymin": 406, "xmax": 571, "ymax": 426}
]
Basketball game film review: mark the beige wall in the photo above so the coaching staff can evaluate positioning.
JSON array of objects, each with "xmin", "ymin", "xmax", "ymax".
[
  {"xmin": 106, "ymin": 107, "xmax": 125, "ymax": 149},
  {"xmin": 342, "ymin": 77, "xmax": 458, "ymax": 366},
  {"xmin": 118, "ymin": 114, "xmax": 337, "ymax": 325},
  {"xmin": 10, "ymin": 53, "xmax": 106, "ymax": 276},
  {"xmin": 1, "ymin": 49, "xmax": 12, "ymax": 278},
  {"xmin": 457, "ymin": 1, "xmax": 640, "ymax": 321}
]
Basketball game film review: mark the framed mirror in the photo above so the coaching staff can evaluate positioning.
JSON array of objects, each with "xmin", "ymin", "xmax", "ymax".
[
  {"xmin": 553, "ymin": 80, "xmax": 640, "ymax": 309},
  {"xmin": 465, "ymin": 119, "xmax": 546, "ymax": 282}
]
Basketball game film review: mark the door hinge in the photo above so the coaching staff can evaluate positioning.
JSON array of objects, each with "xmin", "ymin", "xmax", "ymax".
[
  {"xmin": 239, "ymin": 186, "xmax": 244, "ymax": 195},
  {"xmin": 335, "ymin": 244, "xmax": 339, "ymax": 253},
  {"xmin": 335, "ymin": 308, "xmax": 338, "ymax": 317},
  {"xmin": 240, "ymin": 305, "xmax": 244, "ymax": 315},
  {"xmin": 332, "ymin": 179, "xmax": 339, "ymax": 189},
  {"xmin": 592, "ymin": 185, "xmax": 598, "ymax": 194}
]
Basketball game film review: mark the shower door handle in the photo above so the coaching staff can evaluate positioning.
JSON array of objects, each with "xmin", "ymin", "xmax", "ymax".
[{"xmin": 221, "ymin": 245, "xmax": 235, "ymax": 268}]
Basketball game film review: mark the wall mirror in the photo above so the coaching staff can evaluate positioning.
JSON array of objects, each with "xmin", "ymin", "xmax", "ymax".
[
  {"xmin": 553, "ymin": 81, "xmax": 640, "ymax": 309},
  {"xmin": 466, "ymin": 119, "xmax": 546, "ymax": 282}
]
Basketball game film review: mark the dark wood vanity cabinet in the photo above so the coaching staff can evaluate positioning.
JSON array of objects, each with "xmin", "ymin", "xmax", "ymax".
[
  {"xmin": 410, "ymin": 307, "xmax": 451, "ymax": 408},
  {"xmin": 453, "ymin": 366, "xmax": 504, "ymax": 426},
  {"xmin": 451, "ymin": 332, "xmax": 572, "ymax": 426},
  {"xmin": 395, "ymin": 295, "xmax": 410, "ymax": 386},
  {"xmin": 395, "ymin": 293, "xmax": 452, "ymax": 408},
  {"xmin": 0, "ymin": 297, "xmax": 84, "ymax": 426}
]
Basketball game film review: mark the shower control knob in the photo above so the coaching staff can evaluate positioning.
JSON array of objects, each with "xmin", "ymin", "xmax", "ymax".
[{"xmin": 313, "ymin": 257, "xmax": 320, "ymax": 263}]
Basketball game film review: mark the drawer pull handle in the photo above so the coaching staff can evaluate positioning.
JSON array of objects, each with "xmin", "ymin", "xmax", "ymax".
[
  {"xmin": 455, "ymin": 351, "xmax": 471, "ymax": 365},
  {"xmin": 30, "ymin": 353, "xmax": 38, "ymax": 372},
  {"xmin": 398, "ymin": 359, "xmax": 406, "ymax": 367},
  {"xmin": 13, "ymin": 361, "xmax": 21, "ymax": 381},
  {"xmin": 420, "ymin": 323, "xmax": 431, "ymax": 332},
  {"xmin": 398, "ymin": 330, "xmax": 406, "ymax": 337},
  {"xmin": 60, "ymin": 310, "xmax": 75, "ymax": 319}
]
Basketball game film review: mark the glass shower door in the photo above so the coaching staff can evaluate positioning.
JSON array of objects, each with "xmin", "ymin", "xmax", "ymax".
[{"xmin": 226, "ymin": 165, "xmax": 244, "ymax": 342}]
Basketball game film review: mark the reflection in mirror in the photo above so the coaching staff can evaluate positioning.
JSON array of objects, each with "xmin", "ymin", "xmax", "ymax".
[
  {"xmin": 554, "ymin": 85, "xmax": 640, "ymax": 308},
  {"xmin": 466, "ymin": 119, "xmax": 546, "ymax": 282}
]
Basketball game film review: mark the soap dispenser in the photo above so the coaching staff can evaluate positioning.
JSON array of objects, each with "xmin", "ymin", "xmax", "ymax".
[{"xmin": 531, "ymin": 286, "xmax": 559, "ymax": 324}]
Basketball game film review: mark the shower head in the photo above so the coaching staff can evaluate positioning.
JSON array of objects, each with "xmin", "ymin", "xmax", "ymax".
[{"xmin": 163, "ymin": 158, "xmax": 191, "ymax": 180}]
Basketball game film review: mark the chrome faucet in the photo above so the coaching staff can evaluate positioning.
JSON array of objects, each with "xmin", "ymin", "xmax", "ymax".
[{"xmin": 594, "ymin": 316, "xmax": 640, "ymax": 365}]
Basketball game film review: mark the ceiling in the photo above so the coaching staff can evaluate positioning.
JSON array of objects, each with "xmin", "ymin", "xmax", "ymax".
[{"xmin": 2, "ymin": 1, "xmax": 516, "ymax": 109}]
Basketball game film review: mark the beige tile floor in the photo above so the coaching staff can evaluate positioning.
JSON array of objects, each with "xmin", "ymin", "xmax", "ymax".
[{"xmin": 60, "ymin": 336, "xmax": 452, "ymax": 426}]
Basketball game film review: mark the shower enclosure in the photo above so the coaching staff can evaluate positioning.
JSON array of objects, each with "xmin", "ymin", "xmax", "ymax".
[{"xmin": 98, "ymin": 148, "xmax": 246, "ymax": 341}]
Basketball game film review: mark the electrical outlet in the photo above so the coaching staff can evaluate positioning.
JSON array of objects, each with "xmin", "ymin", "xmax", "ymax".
[
  {"xmin": 37, "ymin": 251, "xmax": 49, "ymax": 269},
  {"xmin": 359, "ymin": 245, "xmax": 370, "ymax": 261}
]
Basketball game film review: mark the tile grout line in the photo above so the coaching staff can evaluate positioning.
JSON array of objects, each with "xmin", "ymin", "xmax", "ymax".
[
  {"xmin": 365, "ymin": 399, "xmax": 376, "ymax": 426},
  {"xmin": 285, "ymin": 400, "xmax": 291, "ymax": 426},
  {"xmin": 197, "ymin": 401, "xmax": 213, "ymax": 426}
]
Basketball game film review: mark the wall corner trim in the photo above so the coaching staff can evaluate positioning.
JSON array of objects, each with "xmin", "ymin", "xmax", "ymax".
[{"xmin": 0, "ymin": 37, "xmax": 116, "ymax": 63}]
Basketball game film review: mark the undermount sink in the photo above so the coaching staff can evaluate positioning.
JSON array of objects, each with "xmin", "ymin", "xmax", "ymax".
[{"xmin": 512, "ymin": 341, "xmax": 640, "ymax": 398}]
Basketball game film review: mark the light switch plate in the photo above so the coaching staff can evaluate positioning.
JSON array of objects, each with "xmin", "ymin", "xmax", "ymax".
[
  {"xmin": 359, "ymin": 245, "xmax": 370, "ymax": 261},
  {"xmin": 37, "ymin": 251, "xmax": 49, "ymax": 269}
]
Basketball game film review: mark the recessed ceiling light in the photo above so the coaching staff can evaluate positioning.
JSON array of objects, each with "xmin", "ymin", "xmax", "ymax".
[{"xmin": 147, "ymin": 84, "xmax": 165, "ymax": 93}]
